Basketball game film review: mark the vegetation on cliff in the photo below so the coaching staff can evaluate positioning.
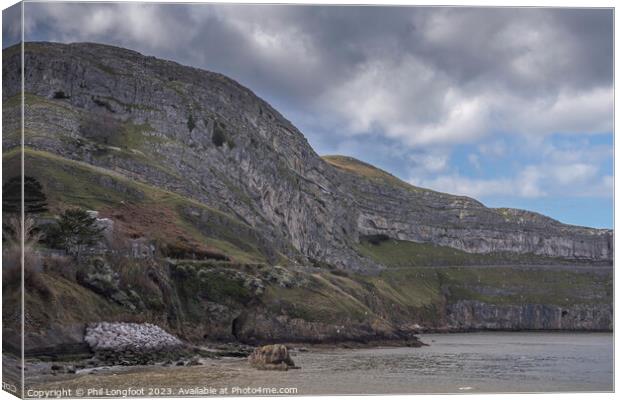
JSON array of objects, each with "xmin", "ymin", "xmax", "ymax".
[{"xmin": 1, "ymin": 42, "xmax": 613, "ymax": 358}]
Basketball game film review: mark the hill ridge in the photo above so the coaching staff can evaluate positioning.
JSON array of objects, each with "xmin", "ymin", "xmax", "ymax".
[{"xmin": 2, "ymin": 41, "xmax": 613, "ymax": 268}]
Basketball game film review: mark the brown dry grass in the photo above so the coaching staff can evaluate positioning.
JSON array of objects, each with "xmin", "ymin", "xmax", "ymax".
[
  {"xmin": 116, "ymin": 257, "xmax": 161, "ymax": 295},
  {"xmin": 322, "ymin": 155, "xmax": 400, "ymax": 182},
  {"xmin": 42, "ymin": 254, "xmax": 75, "ymax": 281},
  {"xmin": 2, "ymin": 216, "xmax": 51, "ymax": 298},
  {"xmin": 100, "ymin": 202, "xmax": 227, "ymax": 260}
]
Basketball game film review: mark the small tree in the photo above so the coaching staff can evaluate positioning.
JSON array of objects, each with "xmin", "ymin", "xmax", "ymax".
[
  {"xmin": 48, "ymin": 209, "xmax": 104, "ymax": 257},
  {"xmin": 2, "ymin": 176, "xmax": 48, "ymax": 214}
]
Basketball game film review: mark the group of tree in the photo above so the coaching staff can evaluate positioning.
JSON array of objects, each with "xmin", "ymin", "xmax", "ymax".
[{"xmin": 3, "ymin": 176, "xmax": 103, "ymax": 256}]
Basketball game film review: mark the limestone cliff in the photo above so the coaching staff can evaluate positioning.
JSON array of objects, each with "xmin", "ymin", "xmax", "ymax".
[
  {"xmin": 323, "ymin": 156, "xmax": 612, "ymax": 262},
  {"xmin": 2, "ymin": 42, "xmax": 613, "ymax": 271}
]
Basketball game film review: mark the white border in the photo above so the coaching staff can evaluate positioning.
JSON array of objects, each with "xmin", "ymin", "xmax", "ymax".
[{"xmin": 0, "ymin": 2, "xmax": 616, "ymax": 400}]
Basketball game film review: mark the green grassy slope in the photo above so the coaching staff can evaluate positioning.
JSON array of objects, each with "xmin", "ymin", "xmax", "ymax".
[
  {"xmin": 3, "ymin": 147, "xmax": 268, "ymax": 263},
  {"xmin": 435, "ymin": 266, "xmax": 612, "ymax": 307},
  {"xmin": 260, "ymin": 265, "xmax": 611, "ymax": 329},
  {"xmin": 357, "ymin": 237, "xmax": 573, "ymax": 267}
]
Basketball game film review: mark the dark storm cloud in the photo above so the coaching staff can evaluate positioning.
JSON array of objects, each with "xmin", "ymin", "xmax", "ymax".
[
  {"xmin": 409, "ymin": 8, "xmax": 612, "ymax": 93},
  {"xmin": 3, "ymin": 2, "xmax": 22, "ymax": 48},
  {"xmin": 12, "ymin": 3, "xmax": 614, "ymax": 220},
  {"xmin": 19, "ymin": 4, "xmax": 613, "ymax": 171}
]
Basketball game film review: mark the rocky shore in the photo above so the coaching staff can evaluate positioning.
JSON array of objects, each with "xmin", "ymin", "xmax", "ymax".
[{"xmin": 14, "ymin": 320, "xmax": 429, "ymax": 379}]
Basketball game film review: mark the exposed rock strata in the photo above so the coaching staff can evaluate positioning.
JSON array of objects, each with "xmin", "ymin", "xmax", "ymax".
[
  {"xmin": 15, "ymin": 324, "xmax": 91, "ymax": 358},
  {"xmin": 325, "ymin": 156, "xmax": 612, "ymax": 261},
  {"xmin": 233, "ymin": 313, "xmax": 403, "ymax": 344},
  {"xmin": 0, "ymin": 43, "xmax": 613, "ymax": 361},
  {"xmin": 2, "ymin": 42, "xmax": 613, "ymax": 270},
  {"xmin": 446, "ymin": 300, "xmax": 612, "ymax": 331}
]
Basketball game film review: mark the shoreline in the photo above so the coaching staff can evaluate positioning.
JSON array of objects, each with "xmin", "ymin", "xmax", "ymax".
[
  {"xmin": 279, "ymin": 328, "xmax": 613, "ymax": 350},
  {"xmin": 6, "ymin": 326, "xmax": 613, "ymax": 361},
  {"xmin": 11, "ymin": 331, "xmax": 612, "ymax": 396},
  {"xmin": 7, "ymin": 328, "xmax": 612, "ymax": 367}
]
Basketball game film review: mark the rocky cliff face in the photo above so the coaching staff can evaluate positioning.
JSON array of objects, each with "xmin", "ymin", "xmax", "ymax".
[
  {"xmin": 446, "ymin": 301, "xmax": 612, "ymax": 331},
  {"xmin": 324, "ymin": 156, "xmax": 613, "ymax": 262},
  {"xmin": 5, "ymin": 259, "xmax": 610, "ymax": 360},
  {"xmin": 2, "ymin": 42, "xmax": 613, "ymax": 269},
  {"xmin": 3, "ymin": 42, "xmax": 370, "ymax": 269}
]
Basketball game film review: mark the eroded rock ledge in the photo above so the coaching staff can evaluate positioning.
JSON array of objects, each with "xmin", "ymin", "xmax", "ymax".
[
  {"xmin": 3, "ymin": 42, "xmax": 613, "ymax": 271},
  {"xmin": 446, "ymin": 301, "xmax": 613, "ymax": 331}
]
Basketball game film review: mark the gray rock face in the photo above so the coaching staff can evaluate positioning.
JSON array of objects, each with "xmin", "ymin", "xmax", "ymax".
[
  {"xmin": 76, "ymin": 257, "xmax": 119, "ymax": 296},
  {"xmin": 20, "ymin": 324, "xmax": 90, "ymax": 358},
  {"xmin": 446, "ymin": 300, "xmax": 612, "ymax": 331},
  {"xmin": 5, "ymin": 42, "xmax": 367, "ymax": 270},
  {"xmin": 3, "ymin": 42, "xmax": 612, "ymax": 269},
  {"xmin": 327, "ymin": 157, "xmax": 613, "ymax": 261},
  {"xmin": 75, "ymin": 257, "xmax": 142, "ymax": 309},
  {"xmin": 233, "ymin": 312, "xmax": 402, "ymax": 344}
]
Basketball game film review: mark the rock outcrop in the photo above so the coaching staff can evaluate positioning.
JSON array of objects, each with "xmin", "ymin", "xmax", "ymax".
[
  {"xmin": 0, "ymin": 43, "xmax": 613, "ymax": 358},
  {"xmin": 233, "ymin": 312, "xmax": 404, "ymax": 344},
  {"xmin": 324, "ymin": 156, "xmax": 613, "ymax": 261},
  {"xmin": 248, "ymin": 344, "xmax": 297, "ymax": 371},
  {"xmin": 2, "ymin": 42, "xmax": 613, "ymax": 271},
  {"xmin": 446, "ymin": 300, "xmax": 613, "ymax": 331},
  {"xmin": 84, "ymin": 322, "xmax": 184, "ymax": 352},
  {"xmin": 17, "ymin": 324, "xmax": 91, "ymax": 358}
]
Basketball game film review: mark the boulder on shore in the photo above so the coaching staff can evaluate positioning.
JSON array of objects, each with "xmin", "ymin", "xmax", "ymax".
[{"xmin": 248, "ymin": 344, "xmax": 297, "ymax": 371}]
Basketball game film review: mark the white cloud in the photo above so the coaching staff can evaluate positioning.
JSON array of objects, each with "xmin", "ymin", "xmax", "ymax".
[
  {"xmin": 496, "ymin": 86, "xmax": 613, "ymax": 136},
  {"xmin": 26, "ymin": 3, "xmax": 192, "ymax": 51},
  {"xmin": 547, "ymin": 163, "xmax": 598, "ymax": 186},
  {"xmin": 411, "ymin": 160, "xmax": 610, "ymax": 200},
  {"xmin": 222, "ymin": 8, "xmax": 322, "ymax": 81},
  {"xmin": 318, "ymin": 56, "xmax": 491, "ymax": 147},
  {"xmin": 321, "ymin": 66, "xmax": 612, "ymax": 147},
  {"xmin": 517, "ymin": 166, "xmax": 546, "ymax": 198},
  {"xmin": 468, "ymin": 153, "xmax": 481, "ymax": 170},
  {"xmin": 416, "ymin": 153, "xmax": 449, "ymax": 173},
  {"xmin": 410, "ymin": 174, "xmax": 514, "ymax": 199}
]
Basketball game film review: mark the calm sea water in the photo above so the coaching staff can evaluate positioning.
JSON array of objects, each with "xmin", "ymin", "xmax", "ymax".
[
  {"xmin": 23, "ymin": 332, "xmax": 613, "ymax": 396},
  {"xmin": 270, "ymin": 332, "xmax": 613, "ymax": 394}
]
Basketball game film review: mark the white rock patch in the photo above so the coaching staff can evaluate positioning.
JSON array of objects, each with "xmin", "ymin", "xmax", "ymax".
[{"xmin": 84, "ymin": 322, "xmax": 183, "ymax": 353}]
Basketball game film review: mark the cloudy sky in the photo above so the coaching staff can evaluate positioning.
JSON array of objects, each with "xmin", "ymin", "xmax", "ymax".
[{"xmin": 4, "ymin": 3, "xmax": 614, "ymax": 228}]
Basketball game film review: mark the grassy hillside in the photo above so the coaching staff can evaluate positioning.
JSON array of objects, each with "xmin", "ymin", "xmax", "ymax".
[
  {"xmin": 357, "ymin": 236, "xmax": 573, "ymax": 267},
  {"xmin": 323, "ymin": 155, "xmax": 427, "ymax": 193},
  {"xmin": 323, "ymin": 154, "xmax": 474, "ymax": 200},
  {"xmin": 434, "ymin": 266, "xmax": 612, "ymax": 307},
  {"xmin": 252, "ymin": 264, "xmax": 611, "ymax": 330},
  {"xmin": 3, "ymin": 147, "xmax": 269, "ymax": 264}
]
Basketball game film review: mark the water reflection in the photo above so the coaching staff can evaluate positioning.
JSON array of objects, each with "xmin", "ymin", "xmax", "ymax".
[{"xmin": 290, "ymin": 332, "xmax": 612, "ymax": 393}]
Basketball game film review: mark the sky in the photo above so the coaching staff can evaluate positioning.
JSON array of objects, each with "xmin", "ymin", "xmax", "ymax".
[{"xmin": 3, "ymin": 3, "xmax": 614, "ymax": 228}]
